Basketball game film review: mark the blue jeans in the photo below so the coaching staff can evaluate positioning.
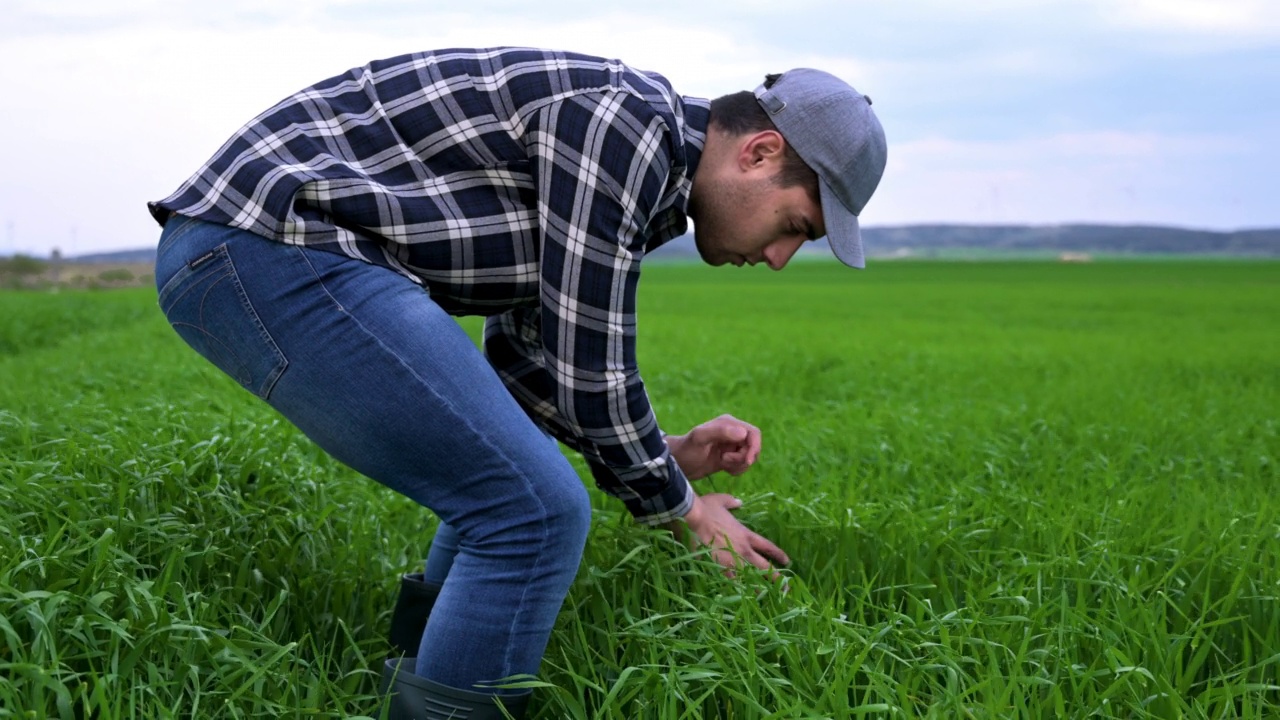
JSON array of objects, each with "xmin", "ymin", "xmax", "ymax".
[{"xmin": 154, "ymin": 215, "xmax": 591, "ymax": 694}]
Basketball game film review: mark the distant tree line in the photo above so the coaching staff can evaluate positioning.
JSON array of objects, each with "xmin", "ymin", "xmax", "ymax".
[
  {"xmin": 0, "ymin": 255, "xmax": 47, "ymax": 288},
  {"xmin": 0, "ymin": 255, "xmax": 146, "ymax": 290}
]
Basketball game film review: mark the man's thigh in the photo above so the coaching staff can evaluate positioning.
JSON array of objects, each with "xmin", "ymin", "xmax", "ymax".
[{"xmin": 157, "ymin": 220, "xmax": 580, "ymax": 543}]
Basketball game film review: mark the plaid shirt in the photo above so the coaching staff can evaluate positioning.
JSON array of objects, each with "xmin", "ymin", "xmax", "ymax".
[{"xmin": 148, "ymin": 47, "xmax": 709, "ymax": 525}]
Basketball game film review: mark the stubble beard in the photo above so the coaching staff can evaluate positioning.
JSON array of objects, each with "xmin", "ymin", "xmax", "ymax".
[{"xmin": 689, "ymin": 172, "xmax": 751, "ymax": 266}]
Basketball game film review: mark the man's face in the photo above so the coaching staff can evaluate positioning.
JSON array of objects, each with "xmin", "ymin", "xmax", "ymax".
[{"xmin": 688, "ymin": 134, "xmax": 826, "ymax": 271}]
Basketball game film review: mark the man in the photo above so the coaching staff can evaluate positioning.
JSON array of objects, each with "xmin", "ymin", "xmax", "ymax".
[{"xmin": 149, "ymin": 46, "xmax": 885, "ymax": 719}]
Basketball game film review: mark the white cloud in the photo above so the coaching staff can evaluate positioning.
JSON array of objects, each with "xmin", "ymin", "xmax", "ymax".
[
  {"xmin": 0, "ymin": 8, "xmax": 810, "ymax": 255},
  {"xmin": 0, "ymin": 1, "xmax": 1276, "ymax": 255},
  {"xmin": 1103, "ymin": 0, "xmax": 1280, "ymax": 37}
]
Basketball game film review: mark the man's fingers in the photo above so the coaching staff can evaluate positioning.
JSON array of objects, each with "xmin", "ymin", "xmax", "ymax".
[
  {"xmin": 700, "ymin": 421, "xmax": 748, "ymax": 447},
  {"xmin": 684, "ymin": 494, "xmax": 789, "ymax": 583},
  {"xmin": 722, "ymin": 452, "xmax": 750, "ymax": 475},
  {"xmin": 750, "ymin": 533, "xmax": 790, "ymax": 567},
  {"xmin": 740, "ymin": 548, "xmax": 775, "ymax": 573},
  {"xmin": 745, "ymin": 424, "xmax": 762, "ymax": 465},
  {"xmin": 682, "ymin": 417, "xmax": 762, "ymax": 479},
  {"xmin": 711, "ymin": 548, "xmax": 738, "ymax": 578}
]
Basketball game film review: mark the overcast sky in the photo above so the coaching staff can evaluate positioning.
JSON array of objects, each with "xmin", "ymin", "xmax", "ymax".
[{"xmin": 2, "ymin": 0, "xmax": 1277, "ymax": 256}]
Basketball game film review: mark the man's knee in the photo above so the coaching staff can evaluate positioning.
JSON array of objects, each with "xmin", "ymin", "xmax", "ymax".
[
  {"xmin": 527, "ymin": 465, "xmax": 592, "ymax": 552},
  {"xmin": 465, "ymin": 456, "xmax": 592, "ymax": 555}
]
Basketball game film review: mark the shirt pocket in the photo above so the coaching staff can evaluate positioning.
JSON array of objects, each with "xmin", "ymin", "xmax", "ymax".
[{"xmin": 157, "ymin": 243, "xmax": 288, "ymax": 400}]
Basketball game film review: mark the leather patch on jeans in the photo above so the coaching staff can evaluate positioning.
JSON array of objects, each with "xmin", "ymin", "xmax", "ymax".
[{"xmin": 188, "ymin": 251, "xmax": 215, "ymax": 270}]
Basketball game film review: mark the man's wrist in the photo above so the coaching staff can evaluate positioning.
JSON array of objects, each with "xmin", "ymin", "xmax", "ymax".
[
  {"xmin": 671, "ymin": 491, "xmax": 702, "ymax": 529},
  {"xmin": 659, "ymin": 483, "xmax": 700, "ymax": 529},
  {"xmin": 664, "ymin": 433, "xmax": 688, "ymax": 477}
]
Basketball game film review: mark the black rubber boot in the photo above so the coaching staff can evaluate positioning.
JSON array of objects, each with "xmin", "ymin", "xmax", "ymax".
[
  {"xmin": 379, "ymin": 658, "xmax": 531, "ymax": 719},
  {"xmin": 389, "ymin": 573, "xmax": 441, "ymax": 655}
]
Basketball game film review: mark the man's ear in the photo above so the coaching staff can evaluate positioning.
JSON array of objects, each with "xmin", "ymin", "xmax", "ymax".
[{"xmin": 737, "ymin": 130, "xmax": 786, "ymax": 173}]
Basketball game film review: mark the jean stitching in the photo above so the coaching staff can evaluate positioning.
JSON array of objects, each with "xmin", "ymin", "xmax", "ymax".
[
  {"xmin": 171, "ymin": 320, "xmax": 254, "ymax": 385},
  {"xmin": 500, "ymin": 492, "xmax": 553, "ymax": 686},
  {"xmin": 157, "ymin": 214, "xmax": 200, "ymax": 256},
  {"xmin": 219, "ymin": 243, "xmax": 289, "ymax": 399},
  {"xmin": 159, "ymin": 262, "xmax": 230, "ymax": 316},
  {"xmin": 290, "ymin": 246, "xmax": 347, "ymax": 313}
]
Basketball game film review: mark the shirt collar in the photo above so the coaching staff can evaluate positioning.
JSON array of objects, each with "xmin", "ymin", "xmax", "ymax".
[{"xmin": 674, "ymin": 96, "xmax": 709, "ymax": 215}]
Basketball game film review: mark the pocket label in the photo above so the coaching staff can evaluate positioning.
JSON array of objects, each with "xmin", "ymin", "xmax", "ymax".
[{"xmin": 188, "ymin": 251, "xmax": 215, "ymax": 270}]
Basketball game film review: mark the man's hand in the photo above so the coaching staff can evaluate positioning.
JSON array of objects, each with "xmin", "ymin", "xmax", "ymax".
[
  {"xmin": 665, "ymin": 414, "xmax": 762, "ymax": 480},
  {"xmin": 664, "ymin": 493, "xmax": 790, "ymax": 579}
]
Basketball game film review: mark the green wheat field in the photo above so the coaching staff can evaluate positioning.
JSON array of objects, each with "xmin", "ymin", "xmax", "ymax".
[{"xmin": 2, "ymin": 259, "xmax": 1278, "ymax": 719}]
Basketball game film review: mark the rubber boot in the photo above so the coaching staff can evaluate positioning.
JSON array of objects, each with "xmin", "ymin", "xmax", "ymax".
[
  {"xmin": 389, "ymin": 573, "xmax": 440, "ymax": 655},
  {"xmin": 379, "ymin": 658, "xmax": 531, "ymax": 720}
]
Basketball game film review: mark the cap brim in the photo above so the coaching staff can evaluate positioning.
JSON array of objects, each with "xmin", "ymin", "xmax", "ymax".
[{"xmin": 820, "ymin": 181, "xmax": 865, "ymax": 269}]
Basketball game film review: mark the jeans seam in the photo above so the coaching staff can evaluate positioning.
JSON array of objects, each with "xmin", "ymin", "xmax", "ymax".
[
  {"xmin": 220, "ymin": 244, "xmax": 288, "ymax": 399},
  {"xmin": 500, "ymin": 480, "xmax": 552, "ymax": 686},
  {"xmin": 163, "ymin": 242, "xmax": 286, "ymax": 399},
  {"xmin": 158, "ymin": 259, "xmax": 230, "ymax": 315},
  {"xmin": 157, "ymin": 214, "xmax": 200, "ymax": 256},
  {"xmin": 290, "ymin": 245, "xmax": 348, "ymax": 313}
]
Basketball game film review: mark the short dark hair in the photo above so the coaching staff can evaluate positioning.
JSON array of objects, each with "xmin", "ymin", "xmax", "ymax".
[{"xmin": 708, "ymin": 75, "xmax": 820, "ymax": 203}]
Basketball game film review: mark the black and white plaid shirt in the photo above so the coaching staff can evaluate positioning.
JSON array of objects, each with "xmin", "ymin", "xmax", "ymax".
[{"xmin": 149, "ymin": 47, "xmax": 710, "ymax": 526}]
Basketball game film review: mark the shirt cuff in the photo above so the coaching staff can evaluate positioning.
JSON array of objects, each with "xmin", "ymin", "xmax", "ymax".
[{"xmin": 623, "ymin": 464, "xmax": 696, "ymax": 527}]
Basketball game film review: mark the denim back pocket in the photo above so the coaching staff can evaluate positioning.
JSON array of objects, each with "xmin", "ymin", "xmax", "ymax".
[{"xmin": 157, "ymin": 243, "xmax": 288, "ymax": 400}]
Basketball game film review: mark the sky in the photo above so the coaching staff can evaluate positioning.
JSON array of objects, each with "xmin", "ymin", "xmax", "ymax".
[{"xmin": 1, "ymin": 0, "xmax": 1278, "ymax": 256}]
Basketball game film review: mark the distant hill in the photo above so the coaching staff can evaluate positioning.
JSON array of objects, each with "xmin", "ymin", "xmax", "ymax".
[
  {"xmin": 69, "ymin": 248, "xmax": 157, "ymax": 264},
  {"xmin": 862, "ymin": 224, "xmax": 1280, "ymax": 257},
  {"xmin": 648, "ymin": 224, "xmax": 1280, "ymax": 260},
  {"xmin": 4, "ymin": 224, "xmax": 1275, "ymax": 265}
]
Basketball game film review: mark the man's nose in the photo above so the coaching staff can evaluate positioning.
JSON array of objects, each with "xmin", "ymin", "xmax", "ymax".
[{"xmin": 765, "ymin": 239, "xmax": 803, "ymax": 271}]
